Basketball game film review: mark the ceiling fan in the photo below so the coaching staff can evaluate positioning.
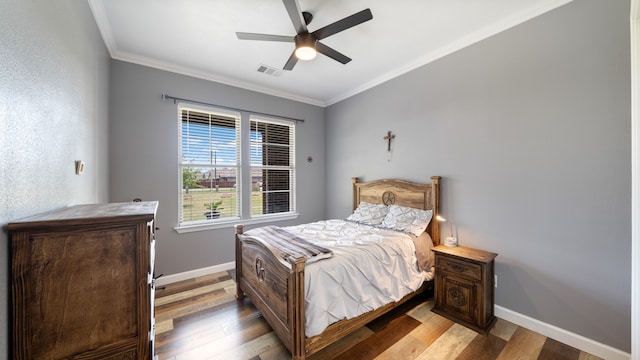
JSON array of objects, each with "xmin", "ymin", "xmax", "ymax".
[{"xmin": 236, "ymin": 0, "xmax": 373, "ymax": 71}]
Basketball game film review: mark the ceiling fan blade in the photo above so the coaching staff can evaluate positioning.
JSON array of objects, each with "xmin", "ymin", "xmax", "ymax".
[
  {"xmin": 282, "ymin": 0, "xmax": 307, "ymax": 34},
  {"xmin": 236, "ymin": 32, "xmax": 294, "ymax": 42},
  {"xmin": 283, "ymin": 51, "xmax": 298, "ymax": 70},
  {"xmin": 316, "ymin": 41, "xmax": 351, "ymax": 64},
  {"xmin": 312, "ymin": 8, "xmax": 373, "ymax": 40}
]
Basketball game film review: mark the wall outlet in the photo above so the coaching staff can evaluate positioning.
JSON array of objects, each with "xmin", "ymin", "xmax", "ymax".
[{"xmin": 494, "ymin": 274, "xmax": 498, "ymax": 288}]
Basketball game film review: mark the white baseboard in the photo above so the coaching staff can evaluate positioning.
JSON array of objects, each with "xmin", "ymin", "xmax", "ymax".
[
  {"xmin": 154, "ymin": 264, "xmax": 630, "ymax": 360},
  {"xmin": 155, "ymin": 261, "xmax": 235, "ymax": 287},
  {"xmin": 495, "ymin": 305, "xmax": 630, "ymax": 360}
]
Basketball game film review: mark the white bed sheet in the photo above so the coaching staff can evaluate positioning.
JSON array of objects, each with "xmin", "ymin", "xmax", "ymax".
[{"xmin": 283, "ymin": 219, "xmax": 433, "ymax": 337}]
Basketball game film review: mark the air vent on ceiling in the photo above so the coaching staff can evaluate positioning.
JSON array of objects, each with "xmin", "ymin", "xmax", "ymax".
[{"xmin": 257, "ymin": 64, "xmax": 283, "ymax": 77}]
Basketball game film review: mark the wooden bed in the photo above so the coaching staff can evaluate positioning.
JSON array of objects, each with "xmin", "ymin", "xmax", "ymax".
[{"xmin": 234, "ymin": 176, "xmax": 441, "ymax": 359}]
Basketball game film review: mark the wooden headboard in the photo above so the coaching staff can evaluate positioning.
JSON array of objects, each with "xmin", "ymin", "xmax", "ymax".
[{"xmin": 352, "ymin": 176, "xmax": 441, "ymax": 245}]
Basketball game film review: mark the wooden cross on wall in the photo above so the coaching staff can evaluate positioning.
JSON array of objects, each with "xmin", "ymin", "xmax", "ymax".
[{"xmin": 384, "ymin": 131, "xmax": 395, "ymax": 152}]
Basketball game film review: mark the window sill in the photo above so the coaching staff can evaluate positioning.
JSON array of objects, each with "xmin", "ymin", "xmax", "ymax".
[{"xmin": 174, "ymin": 213, "xmax": 300, "ymax": 234}]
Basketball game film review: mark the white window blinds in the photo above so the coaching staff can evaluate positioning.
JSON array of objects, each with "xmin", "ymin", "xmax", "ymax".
[
  {"xmin": 250, "ymin": 116, "xmax": 296, "ymax": 216},
  {"xmin": 178, "ymin": 106, "xmax": 241, "ymax": 224}
]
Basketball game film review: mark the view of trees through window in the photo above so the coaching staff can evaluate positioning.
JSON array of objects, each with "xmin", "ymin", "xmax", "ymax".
[{"xmin": 180, "ymin": 167, "xmax": 266, "ymax": 222}]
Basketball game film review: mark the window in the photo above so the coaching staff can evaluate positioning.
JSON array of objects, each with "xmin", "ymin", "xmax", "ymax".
[
  {"xmin": 178, "ymin": 104, "xmax": 296, "ymax": 228},
  {"xmin": 179, "ymin": 106, "xmax": 241, "ymax": 224},
  {"xmin": 250, "ymin": 116, "xmax": 296, "ymax": 217}
]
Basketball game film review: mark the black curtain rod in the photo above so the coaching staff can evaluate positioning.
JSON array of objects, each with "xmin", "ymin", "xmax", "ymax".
[{"xmin": 162, "ymin": 94, "xmax": 305, "ymax": 123}]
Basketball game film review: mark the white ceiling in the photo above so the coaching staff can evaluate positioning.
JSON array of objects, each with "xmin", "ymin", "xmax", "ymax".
[{"xmin": 88, "ymin": 0, "xmax": 573, "ymax": 107}]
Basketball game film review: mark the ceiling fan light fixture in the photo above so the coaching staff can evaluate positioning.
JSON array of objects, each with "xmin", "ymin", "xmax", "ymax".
[
  {"xmin": 295, "ymin": 45, "xmax": 316, "ymax": 60},
  {"xmin": 294, "ymin": 33, "xmax": 317, "ymax": 60}
]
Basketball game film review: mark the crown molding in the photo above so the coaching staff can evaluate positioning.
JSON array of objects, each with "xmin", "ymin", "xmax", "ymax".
[
  {"xmin": 110, "ymin": 49, "xmax": 326, "ymax": 107},
  {"xmin": 326, "ymin": 0, "xmax": 575, "ymax": 106}
]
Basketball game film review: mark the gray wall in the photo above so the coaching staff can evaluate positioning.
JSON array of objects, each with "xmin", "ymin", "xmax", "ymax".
[
  {"xmin": 108, "ymin": 61, "xmax": 326, "ymax": 276},
  {"xmin": 326, "ymin": 0, "xmax": 631, "ymax": 352},
  {"xmin": 0, "ymin": 0, "xmax": 111, "ymax": 357}
]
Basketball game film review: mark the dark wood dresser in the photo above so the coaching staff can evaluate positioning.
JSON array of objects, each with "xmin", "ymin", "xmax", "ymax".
[
  {"xmin": 9, "ymin": 201, "xmax": 158, "ymax": 359},
  {"xmin": 432, "ymin": 245, "xmax": 498, "ymax": 334}
]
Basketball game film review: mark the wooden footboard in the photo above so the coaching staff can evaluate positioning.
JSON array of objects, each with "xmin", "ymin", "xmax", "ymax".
[{"xmin": 235, "ymin": 224, "xmax": 307, "ymax": 359}]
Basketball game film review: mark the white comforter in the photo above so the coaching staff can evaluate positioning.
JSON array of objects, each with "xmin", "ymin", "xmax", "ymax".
[{"xmin": 283, "ymin": 219, "xmax": 432, "ymax": 337}]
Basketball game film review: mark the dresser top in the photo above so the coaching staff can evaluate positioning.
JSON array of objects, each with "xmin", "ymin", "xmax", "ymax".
[{"xmin": 8, "ymin": 201, "xmax": 158, "ymax": 231}]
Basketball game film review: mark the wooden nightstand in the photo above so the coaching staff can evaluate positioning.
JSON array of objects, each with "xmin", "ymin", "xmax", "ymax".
[{"xmin": 431, "ymin": 245, "xmax": 498, "ymax": 334}]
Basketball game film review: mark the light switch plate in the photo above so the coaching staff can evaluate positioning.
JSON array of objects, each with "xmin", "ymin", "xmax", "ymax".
[{"xmin": 75, "ymin": 160, "xmax": 85, "ymax": 175}]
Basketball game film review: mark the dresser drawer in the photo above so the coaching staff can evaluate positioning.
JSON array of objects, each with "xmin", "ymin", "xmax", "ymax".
[{"xmin": 438, "ymin": 256, "xmax": 482, "ymax": 281}]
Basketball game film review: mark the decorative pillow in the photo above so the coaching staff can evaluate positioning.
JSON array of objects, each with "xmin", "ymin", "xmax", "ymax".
[
  {"xmin": 381, "ymin": 205, "xmax": 433, "ymax": 236},
  {"xmin": 346, "ymin": 202, "xmax": 389, "ymax": 225}
]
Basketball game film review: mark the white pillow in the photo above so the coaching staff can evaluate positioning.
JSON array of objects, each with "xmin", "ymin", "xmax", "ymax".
[
  {"xmin": 381, "ymin": 205, "xmax": 433, "ymax": 236},
  {"xmin": 346, "ymin": 202, "xmax": 389, "ymax": 225}
]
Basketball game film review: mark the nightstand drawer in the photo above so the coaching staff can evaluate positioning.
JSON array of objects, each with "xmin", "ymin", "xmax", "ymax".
[{"xmin": 438, "ymin": 256, "xmax": 482, "ymax": 281}]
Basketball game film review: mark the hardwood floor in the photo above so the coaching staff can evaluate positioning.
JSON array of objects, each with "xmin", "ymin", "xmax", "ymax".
[{"xmin": 154, "ymin": 271, "xmax": 602, "ymax": 360}]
